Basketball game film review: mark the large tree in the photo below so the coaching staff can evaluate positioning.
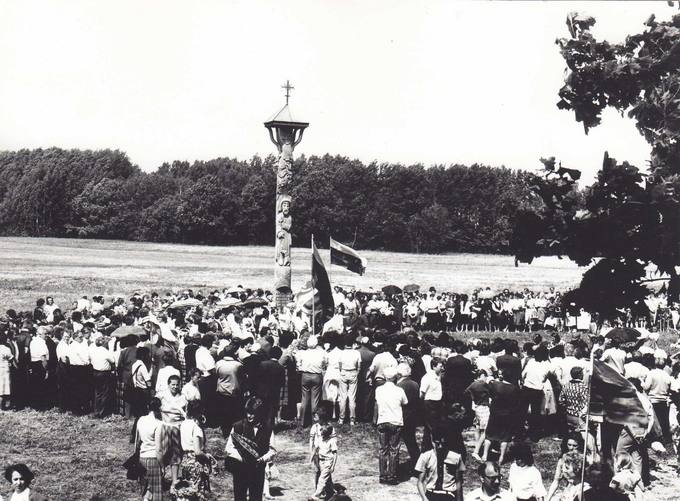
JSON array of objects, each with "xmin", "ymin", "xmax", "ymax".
[{"xmin": 512, "ymin": 10, "xmax": 680, "ymax": 320}]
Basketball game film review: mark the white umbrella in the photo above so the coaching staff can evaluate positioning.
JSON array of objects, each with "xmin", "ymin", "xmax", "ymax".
[
  {"xmin": 168, "ymin": 298, "xmax": 202, "ymax": 309},
  {"xmin": 215, "ymin": 297, "xmax": 241, "ymax": 308}
]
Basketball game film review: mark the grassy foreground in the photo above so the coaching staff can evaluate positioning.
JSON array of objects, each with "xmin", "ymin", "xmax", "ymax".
[
  {"xmin": 0, "ymin": 409, "xmax": 560, "ymax": 501},
  {"xmin": 1, "ymin": 408, "xmax": 678, "ymax": 501}
]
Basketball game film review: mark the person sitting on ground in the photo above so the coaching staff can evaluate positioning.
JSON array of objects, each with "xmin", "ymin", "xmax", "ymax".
[
  {"xmin": 3, "ymin": 464, "xmax": 48, "ymax": 501},
  {"xmin": 465, "ymin": 460, "xmax": 512, "ymax": 501},
  {"xmin": 507, "ymin": 442, "xmax": 546, "ymax": 501},
  {"xmin": 415, "ymin": 431, "xmax": 465, "ymax": 501},
  {"xmin": 545, "ymin": 450, "xmax": 584, "ymax": 501},
  {"xmin": 581, "ymin": 462, "xmax": 628, "ymax": 501}
]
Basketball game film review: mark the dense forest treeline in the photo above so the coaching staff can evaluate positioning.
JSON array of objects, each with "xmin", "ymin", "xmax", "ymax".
[{"xmin": 0, "ymin": 148, "xmax": 544, "ymax": 254}]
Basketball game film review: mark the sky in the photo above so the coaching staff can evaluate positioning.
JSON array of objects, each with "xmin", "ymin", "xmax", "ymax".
[{"xmin": 0, "ymin": 1, "xmax": 676, "ymax": 184}]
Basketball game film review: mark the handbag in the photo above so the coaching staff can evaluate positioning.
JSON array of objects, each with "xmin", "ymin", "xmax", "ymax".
[{"xmin": 122, "ymin": 450, "xmax": 145, "ymax": 480}]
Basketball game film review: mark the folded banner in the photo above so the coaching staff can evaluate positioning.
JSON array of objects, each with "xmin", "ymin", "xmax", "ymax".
[
  {"xmin": 590, "ymin": 360, "xmax": 649, "ymax": 430},
  {"xmin": 312, "ymin": 240, "xmax": 335, "ymax": 321},
  {"xmin": 330, "ymin": 237, "xmax": 367, "ymax": 275}
]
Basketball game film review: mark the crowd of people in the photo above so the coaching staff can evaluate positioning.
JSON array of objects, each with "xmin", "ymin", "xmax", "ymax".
[{"xmin": 1, "ymin": 284, "xmax": 680, "ymax": 501}]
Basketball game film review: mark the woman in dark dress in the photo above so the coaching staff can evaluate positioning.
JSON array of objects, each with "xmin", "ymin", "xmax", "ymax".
[{"xmin": 482, "ymin": 367, "xmax": 521, "ymax": 464}]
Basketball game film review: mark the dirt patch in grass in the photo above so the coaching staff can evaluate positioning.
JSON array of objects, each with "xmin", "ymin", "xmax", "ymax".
[{"xmin": 1, "ymin": 408, "xmax": 679, "ymax": 500}]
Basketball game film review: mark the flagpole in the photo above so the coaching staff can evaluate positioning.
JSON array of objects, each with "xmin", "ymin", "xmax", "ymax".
[
  {"xmin": 580, "ymin": 349, "xmax": 595, "ymax": 500},
  {"xmin": 328, "ymin": 236, "xmax": 332, "ymax": 291},
  {"xmin": 311, "ymin": 233, "xmax": 315, "ymax": 337}
]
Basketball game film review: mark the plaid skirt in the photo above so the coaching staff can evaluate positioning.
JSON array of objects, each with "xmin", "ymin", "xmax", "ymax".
[
  {"xmin": 139, "ymin": 457, "xmax": 163, "ymax": 500},
  {"xmin": 160, "ymin": 423, "xmax": 182, "ymax": 466},
  {"xmin": 280, "ymin": 370, "xmax": 289, "ymax": 408},
  {"xmin": 116, "ymin": 378, "xmax": 126, "ymax": 416}
]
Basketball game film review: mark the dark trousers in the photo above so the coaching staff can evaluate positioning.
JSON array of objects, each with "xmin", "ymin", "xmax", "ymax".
[
  {"xmin": 56, "ymin": 362, "xmax": 69, "ymax": 412},
  {"xmin": 402, "ymin": 419, "xmax": 420, "ymax": 469},
  {"xmin": 426, "ymin": 493, "xmax": 456, "ymax": 500},
  {"xmin": 357, "ymin": 378, "xmax": 374, "ymax": 422},
  {"xmin": 421, "ymin": 400, "xmax": 442, "ymax": 451},
  {"xmin": 377, "ymin": 422, "xmax": 401, "ymax": 482},
  {"xmin": 29, "ymin": 361, "xmax": 48, "ymax": 410},
  {"xmin": 128, "ymin": 387, "xmax": 151, "ymax": 443},
  {"xmin": 215, "ymin": 393, "xmax": 243, "ymax": 438},
  {"xmin": 522, "ymin": 387, "xmax": 544, "ymax": 438},
  {"xmin": 230, "ymin": 460, "xmax": 266, "ymax": 501},
  {"xmin": 652, "ymin": 401, "xmax": 671, "ymax": 443},
  {"xmin": 92, "ymin": 370, "xmax": 113, "ymax": 418},
  {"xmin": 69, "ymin": 365, "xmax": 92, "ymax": 414},
  {"xmin": 11, "ymin": 364, "xmax": 29, "ymax": 410},
  {"xmin": 300, "ymin": 372, "xmax": 322, "ymax": 425},
  {"xmin": 198, "ymin": 374, "xmax": 217, "ymax": 425}
]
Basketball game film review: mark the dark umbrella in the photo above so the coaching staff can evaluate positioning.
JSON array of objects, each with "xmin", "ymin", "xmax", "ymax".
[
  {"xmin": 382, "ymin": 285, "xmax": 402, "ymax": 295},
  {"xmin": 403, "ymin": 283, "xmax": 420, "ymax": 293},
  {"xmin": 605, "ymin": 327, "xmax": 640, "ymax": 344},
  {"xmin": 241, "ymin": 297, "xmax": 268, "ymax": 308}
]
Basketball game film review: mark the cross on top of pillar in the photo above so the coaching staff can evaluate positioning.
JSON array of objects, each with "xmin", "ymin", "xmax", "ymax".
[{"xmin": 282, "ymin": 80, "xmax": 294, "ymax": 105}]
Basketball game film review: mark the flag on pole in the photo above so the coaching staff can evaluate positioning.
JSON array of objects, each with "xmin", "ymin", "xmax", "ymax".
[
  {"xmin": 293, "ymin": 281, "xmax": 322, "ymax": 315},
  {"xmin": 312, "ymin": 239, "xmax": 335, "ymax": 322},
  {"xmin": 330, "ymin": 237, "xmax": 367, "ymax": 275},
  {"xmin": 589, "ymin": 360, "xmax": 649, "ymax": 429}
]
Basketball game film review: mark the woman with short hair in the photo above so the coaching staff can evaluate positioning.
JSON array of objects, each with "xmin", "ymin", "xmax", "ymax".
[
  {"xmin": 179, "ymin": 400, "xmax": 212, "ymax": 495},
  {"xmin": 129, "ymin": 347, "xmax": 153, "ymax": 443},
  {"xmin": 136, "ymin": 397, "xmax": 164, "ymax": 501},
  {"xmin": 3, "ymin": 463, "xmax": 48, "ymax": 501}
]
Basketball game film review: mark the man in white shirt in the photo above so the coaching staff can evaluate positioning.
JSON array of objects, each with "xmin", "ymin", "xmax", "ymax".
[
  {"xmin": 195, "ymin": 335, "xmax": 217, "ymax": 423},
  {"xmin": 91, "ymin": 336, "xmax": 115, "ymax": 418},
  {"xmin": 28, "ymin": 328, "xmax": 49, "ymax": 409},
  {"xmin": 68, "ymin": 331, "xmax": 92, "ymax": 415},
  {"xmin": 375, "ymin": 366, "xmax": 407, "ymax": 484}
]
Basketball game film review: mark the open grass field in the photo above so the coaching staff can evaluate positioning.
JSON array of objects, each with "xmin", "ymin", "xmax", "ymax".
[
  {"xmin": 0, "ymin": 236, "xmax": 678, "ymax": 500},
  {"xmin": 0, "ymin": 236, "xmax": 585, "ymax": 312}
]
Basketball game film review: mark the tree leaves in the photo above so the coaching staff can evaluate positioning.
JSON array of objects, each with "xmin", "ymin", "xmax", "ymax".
[{"xmin": 513, "ymin": 9, "xmax": 680, "ymax": 319}]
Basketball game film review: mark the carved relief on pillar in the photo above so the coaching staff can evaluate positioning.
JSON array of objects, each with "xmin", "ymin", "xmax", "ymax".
[
  {"xmin": 274, "ymin": 194, "xmax": 292, "ymax": 293},
  {"xmin": 276, "ymin": 143, "xmax": 293, "ymax": 195}
]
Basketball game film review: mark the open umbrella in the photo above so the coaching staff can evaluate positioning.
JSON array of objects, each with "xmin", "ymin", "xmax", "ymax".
[
  {"xmin": 215, "ymin": 297, "xmax": 241, "ymax": 308},
  {"xmin": 241, "ymin": 297, "xmax": 268, "ymax": 308},
  {"xmin": 382, "ymin": 285, "xmax": 402, "ymax": 295},
  {"xmin": 111, "ymin": 325, "xmax": 146, "ymax": 338},
  {"xmin": 403, "ymin": 283, "xmax": 420, "ymax": 293},
  {"xmin": 168, "ymin": 298, "xmax": 203, "ymax": 309},
  {"xmin": 605, "ymin": 327, "xmax": 640, "ymax": 344}
]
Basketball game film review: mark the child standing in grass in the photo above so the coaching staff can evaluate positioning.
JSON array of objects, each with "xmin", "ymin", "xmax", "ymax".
[{"xmin": 309, "ymin": 422, "xmax": 338, "ymax": 501}]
